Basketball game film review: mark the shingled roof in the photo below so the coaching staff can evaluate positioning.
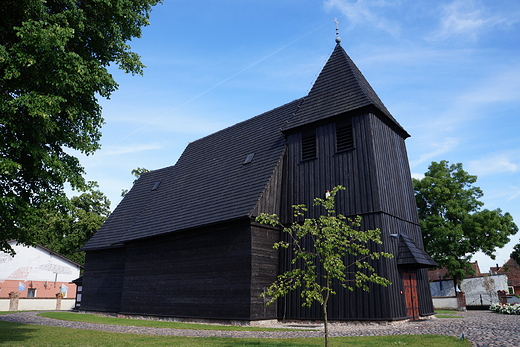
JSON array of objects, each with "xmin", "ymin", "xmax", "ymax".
[
  {"xmin": 82, "ymin": 98, "xmax": 303, "ymax": 251},
  {"xmin": 82, "ymin": 43, "xmax": 407, "ymax": 251},
  {"xmin": 397, "ymin": 233, "xmax": 438, "ymax": 268},
  {"xmin": 283, "ymin": 44, "xmax": 409, "ymax": 138}
]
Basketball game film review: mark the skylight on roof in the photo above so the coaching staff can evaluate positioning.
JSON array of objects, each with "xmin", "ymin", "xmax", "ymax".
[
  {"xmin": 152, "ymin": 181, "xmax": 161, "ymax": 191},
  {"xmin": 243, "ymin": 153, "xmax": 255, "ymax": 165}
]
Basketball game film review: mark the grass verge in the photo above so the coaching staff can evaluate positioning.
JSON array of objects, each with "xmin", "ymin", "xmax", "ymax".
[
  {"xmin": 38, "ymin": 312, "xmax": 298, "ymax": 331},
  {"xmin": 0, "ymin": 321, "xmax": 471, "ymax": 347},
  {"xmin": 435, "ymin": 310, "xmax": 463, "ymax": 319}
]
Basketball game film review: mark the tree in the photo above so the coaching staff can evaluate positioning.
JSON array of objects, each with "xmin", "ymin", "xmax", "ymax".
[
  {"xmin": 511, "ymin": 243, "xmax": 520, "ymax": 265},
  {"xmin": 0, "ymin": 0, "xmax": 161, "ymax": 254},
  {"xmin": 36, "ymin": 182, "xmax": 110, "ymax": 265},
  {"xmin": 256, "ymin": 186, "xmax": 392, "ymax": 347},
  {"xmin": 413, "ymin": 161, "xmax": 518, "ymax": 289},
  {"xmin": 121, "ymin": 167, "xmax": 149, "ymax": 197}
]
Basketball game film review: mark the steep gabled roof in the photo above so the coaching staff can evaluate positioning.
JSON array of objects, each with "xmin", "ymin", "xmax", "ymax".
[
  {"xmin": 282, "ymin": 44, "xmax": 408, "ymax": 138},
  {"xmin": 82, "ymin": 99, "xmax": 302, "ymax": 251},
  {"xmin": 82, "ymin": 43, "xmax": 411, "ymax": 251}
]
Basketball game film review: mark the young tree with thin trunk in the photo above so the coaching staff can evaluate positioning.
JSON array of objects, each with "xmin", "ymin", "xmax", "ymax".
[{"xmin": 256, "ymin": 186, "xmax": 392, "ymax": 347}]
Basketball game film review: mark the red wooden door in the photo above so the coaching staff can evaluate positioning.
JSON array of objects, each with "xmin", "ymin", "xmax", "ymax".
[{"xmin": 403, "ymin": 273, "xmax": 419, "ymax": 320}]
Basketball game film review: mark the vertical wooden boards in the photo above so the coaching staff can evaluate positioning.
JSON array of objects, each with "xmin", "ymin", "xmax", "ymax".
[
  {"xmin": 250, "ymin": 225, "xmax": 280, "ymax": 319},
  {"xmin": 280, "ymin": 112, "xmax": 434, "ymax": 320},
  {"xmin": 119, "ymin": 222, "xmax": 253, "ymax": 319},
  {"xmin": 403, "ymin": 272, "xmax": 420, "ymax": 320},
  {"xmin": 81, "ymin": 248, "xmax": 126, "ymax": 312}
]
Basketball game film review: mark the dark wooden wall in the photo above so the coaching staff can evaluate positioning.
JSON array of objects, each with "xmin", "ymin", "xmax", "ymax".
[
  {"xmin": 280, "ymin": 112, "xmax": 434, "ymax": 320},
  {"xmin": 250, "ymin": 224, "xmax": 280, "ymax": 319},
  {"xmin": 82, "ymin": 219, "xmax": 283, "ymax": 321},
  {"xmin": 81, "ymin": 247, "xmax": 126, "ymax": 312},
  {"xmin": 119, "ymin": 222, "xmax": 252, "ymax": 319}
]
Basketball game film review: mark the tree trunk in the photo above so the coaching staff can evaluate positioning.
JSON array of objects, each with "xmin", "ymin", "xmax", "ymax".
[
  {"xmin": 323, "ymin": 302, "xmax": 329, "ymax": 347},
  {"xmin": 323, "ymin": 288, "xmax": 330, "ymax": 347}
]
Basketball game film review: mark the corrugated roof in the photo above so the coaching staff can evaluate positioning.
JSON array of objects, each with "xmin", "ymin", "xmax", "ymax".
[{"xmin": 282, "ymin": 44, "xmax": 408, "ymax": 138}]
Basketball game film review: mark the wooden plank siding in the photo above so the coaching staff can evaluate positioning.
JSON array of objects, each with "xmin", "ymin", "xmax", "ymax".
[
  {"xmin": 250, "ymin": 224, "xmax": 280, "ymax": 319},
  {"xmin": 118, "ymin": 222, "xmax": 252, "ymax": 319},
  {"xmin": 81, "ymin": 248, "xmax": 126, "ymax": 313},
  {"xmin": 80, "ymin": 219, "xmax": 282, "ymax": 320},
  {"xmin": 279, "ymin": 112, "xmax": 432, "ymax": 320}
]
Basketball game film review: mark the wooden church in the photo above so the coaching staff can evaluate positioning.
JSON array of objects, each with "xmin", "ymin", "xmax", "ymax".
[{"xmin": 80, "ymin": 40, "xmax": 437, "ymax": 321}]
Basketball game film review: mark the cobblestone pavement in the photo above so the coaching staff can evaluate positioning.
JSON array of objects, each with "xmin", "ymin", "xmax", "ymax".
[{"xmin": 1, "ymin": 310, "xmax": 519, "ymax": 346}]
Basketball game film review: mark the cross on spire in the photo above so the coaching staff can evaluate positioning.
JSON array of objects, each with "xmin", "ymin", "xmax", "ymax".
[{"xmin": 334, "ymin": 17, "xmax": 342, "ymax": 43}]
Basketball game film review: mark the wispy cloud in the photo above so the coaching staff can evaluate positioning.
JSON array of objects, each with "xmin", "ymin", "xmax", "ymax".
[
  {"xmin": 468, "ymin": 153, "xmax": 519, "ymax": 176},
  {"xmin": 429, "ymin": 0, "xmax": 512, "ymax": 42},
  {"xmin": 104, "ymin": 142, "xmax": 163, "ymax": 155},
  {"xmin": 507, "ymin": 188, "xmax": 520, "ymax": 202},
  {"xmin": 410, "ymin": 138, "xmax": 459, "ymax": 167},
  {"xmin": 324, "ymin": 0, "xmax": 402, "ymax": 37},
  {"xmin": 459, "ymin": 65, "xmax": 520, "ymax": 104}
]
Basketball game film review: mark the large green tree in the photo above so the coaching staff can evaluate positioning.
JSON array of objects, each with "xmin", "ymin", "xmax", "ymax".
[
  {"xmin": 511, "ymin": 243, "xmax": 520, "ymax": 265},
  {"xmin": 36, "ymin": 182, "xmax": 110, "ymax": 265},
  {"xmin": 0, "ymin": 0, "xmax": 161, "ymax": 254},
  {"xmin": 413, "ymin": 161, "xmax": 518, "ymax": 289},
  {"xmin": 256, "ymin": 186, "xmax": 392, "ymax": 347}
]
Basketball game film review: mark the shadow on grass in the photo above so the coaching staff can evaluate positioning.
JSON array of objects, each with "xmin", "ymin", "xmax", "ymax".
[{"xmin": 0, "ymin": 321, "xmax": 39, "ymax": 344}]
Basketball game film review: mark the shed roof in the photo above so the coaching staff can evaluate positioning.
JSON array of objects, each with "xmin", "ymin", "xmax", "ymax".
[{"xmin": 397, "ymin": 234, "xmax": 438, "ymax": 268}]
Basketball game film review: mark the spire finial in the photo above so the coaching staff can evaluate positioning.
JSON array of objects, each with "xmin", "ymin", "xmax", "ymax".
[{"xmin": 334, "ymin": 17, "xmax": 341, "ymax": 43}]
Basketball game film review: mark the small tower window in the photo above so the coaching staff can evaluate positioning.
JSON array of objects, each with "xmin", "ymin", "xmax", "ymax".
[
  {"xmin": 301, "ymin": 129, "xmax": 316, "ymax": 161},
  {"xmin": 336, "ymin": 119, "xmax": 354, "ymax": 152}
]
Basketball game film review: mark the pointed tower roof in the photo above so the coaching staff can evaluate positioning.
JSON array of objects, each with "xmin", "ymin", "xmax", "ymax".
[{"xmin": 282, "ymin": 44, "xmax": 409, "ymax": 138}]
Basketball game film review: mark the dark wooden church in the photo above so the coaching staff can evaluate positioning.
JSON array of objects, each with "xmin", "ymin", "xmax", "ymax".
[{"xmin": 80, "ymin": 41, "xmax": 437, "ymax": 321}]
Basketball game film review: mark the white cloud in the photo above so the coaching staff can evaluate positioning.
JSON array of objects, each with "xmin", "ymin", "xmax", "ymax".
[
  {"xmin": 324, "ymin": 0, "xmax": 402, "ymax": 37},
  {"xmin": 104, "ymin": 142, "xmax": 163, "ymax": 155},
  {"xmin": 410, "ymin": 138, "xmax": 459, "ymax": 167},
  {"xmin": 429, "ymin": 0, "xmax": 510, "ymax": 42},
  {"xmin": 468, "ymin": 153, "xmax": 519, "ymax": 176},
  {"xmin": 411, "ymin": 172, "xmax": 425, "ymax": 180}
]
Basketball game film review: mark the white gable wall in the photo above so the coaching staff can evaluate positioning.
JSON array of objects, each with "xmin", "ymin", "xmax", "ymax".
[{"xmin": 1, "ymin": 241, "xmax": 81, "ymax": 299}]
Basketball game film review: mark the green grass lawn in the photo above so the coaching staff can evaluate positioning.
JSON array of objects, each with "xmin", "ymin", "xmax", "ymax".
[
  {"xmin": 0, "ymin": 320, "xmax": 471, "ymax": 347},
  {"xmin": 435, "ymin": 310, "xmax": 463, "ymax": 319},
  {"xmin": 37, "ymin": 312, "xmax": 299, "ymax": 331}
]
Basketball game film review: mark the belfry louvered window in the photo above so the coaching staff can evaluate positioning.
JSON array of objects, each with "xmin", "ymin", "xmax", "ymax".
[
  {"xmin": 301, "ymin": 129, "xmax": 316, "ymax": 161},
  {"xmin": 336, "ymin": 119, "xmax": 354, "ymax": 152}
]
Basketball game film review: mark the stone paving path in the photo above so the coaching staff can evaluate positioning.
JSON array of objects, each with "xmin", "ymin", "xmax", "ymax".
[{"xmin": 1, "ymin": 310, "xmax": 519, "ymax": 346}]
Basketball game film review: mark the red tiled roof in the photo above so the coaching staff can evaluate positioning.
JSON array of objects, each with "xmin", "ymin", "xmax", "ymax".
[{"xmin": 497, "ymin": 258, "xmax": 520, "ymax": 287}]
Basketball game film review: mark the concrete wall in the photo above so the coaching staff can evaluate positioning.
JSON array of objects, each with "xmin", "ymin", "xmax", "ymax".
[
  {"xmin": 432, "ymin": 297, "xmax": 458, "ymax": 310},
  {"xmin": 462, "ymin": 275, "xmax": 508, "ymax": 306},
  {"xmin": 430, "ymin": 274, "xmax": 508, "ymax": 309},
  {"xmin": 0, "ymin": 298, "xmax": 76, "ymax": 311},
  {"xmin": 507, "ymin": 296, "xmax": 520, "ymax": 304}
]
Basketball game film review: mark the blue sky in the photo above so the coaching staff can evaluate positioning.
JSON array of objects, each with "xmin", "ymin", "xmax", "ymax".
[{"xmin": 75, "ymin": 0, "xmax": 520, "ymax": 271}]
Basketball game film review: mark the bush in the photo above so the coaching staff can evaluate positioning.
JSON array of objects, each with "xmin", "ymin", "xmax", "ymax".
[{"xmin": 490, "ymin": 303, "xmax": 520, "ymax": 315}]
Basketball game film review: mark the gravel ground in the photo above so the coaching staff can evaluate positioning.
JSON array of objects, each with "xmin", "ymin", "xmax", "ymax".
[{"xmin": 1, "ymin": 310, "xmax": 519, "ymax": 346}]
